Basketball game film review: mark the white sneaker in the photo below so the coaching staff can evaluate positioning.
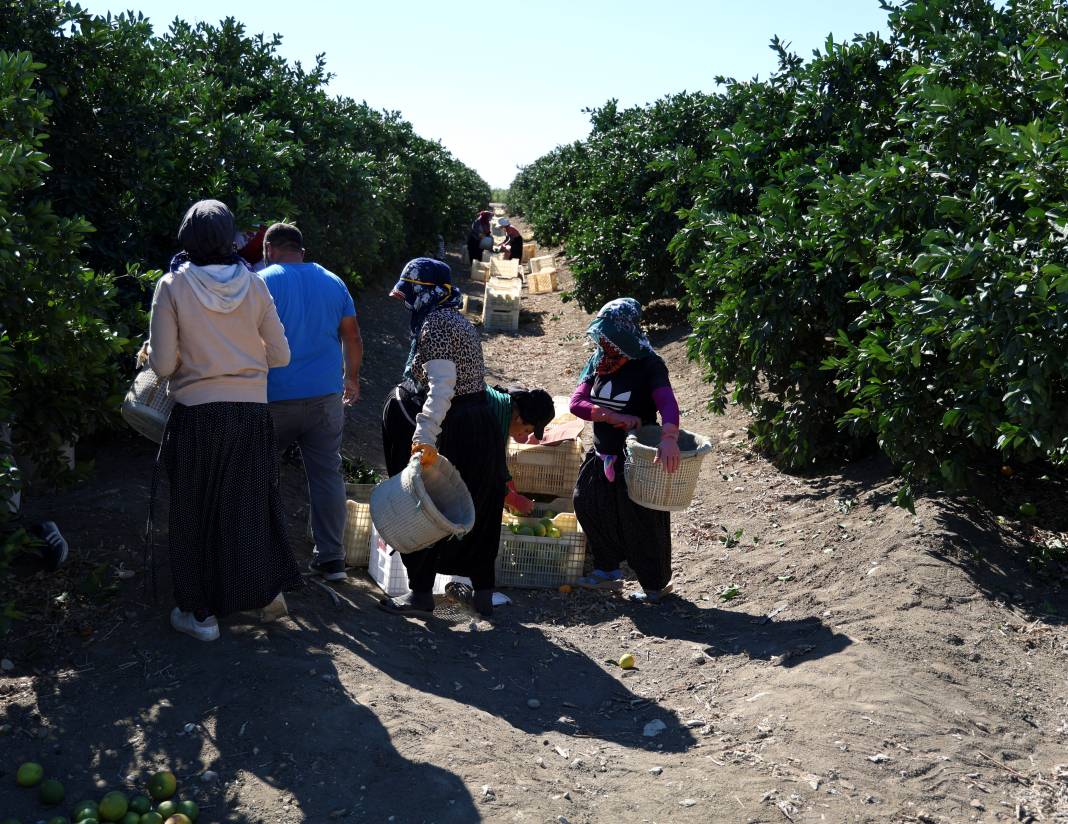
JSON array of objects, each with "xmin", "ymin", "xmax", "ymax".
[{"xmin": 170, "ymin": 608, "xmax": 220, "ymax": 641}]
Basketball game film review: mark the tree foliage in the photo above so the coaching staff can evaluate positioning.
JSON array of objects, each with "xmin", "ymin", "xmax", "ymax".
[{"xmin": 509, "ymin": 0, "xmax": 1068, "ymax": 499}]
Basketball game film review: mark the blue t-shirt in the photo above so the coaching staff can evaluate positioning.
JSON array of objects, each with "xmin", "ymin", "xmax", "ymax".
[{"xmin": 260, "ymin": 262, "xmax": 357, "ymax": 402}]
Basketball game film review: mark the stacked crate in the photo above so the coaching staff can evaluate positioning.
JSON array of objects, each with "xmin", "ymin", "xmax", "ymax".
[
  {"xmin": 482, "ymin": 275, "xmax": 521, "ymax": 331},
  {"xmin": 470, "ymin": 260, "xmax": 491, "ymax": 283},
  {"xmin": 490, "ymin": 257, "xmax": 520, "ymax": 280}
]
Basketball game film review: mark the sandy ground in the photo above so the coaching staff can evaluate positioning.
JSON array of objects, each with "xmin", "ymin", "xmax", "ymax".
[{"xmin": 2, "ymin": 214, "xmax": 1066, "ymax": 824}]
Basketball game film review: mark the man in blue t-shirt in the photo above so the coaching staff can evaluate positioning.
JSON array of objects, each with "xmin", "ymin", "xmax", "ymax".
[{"xmin": 261, "ymin": 223, "xmax": 362, "ymax": 582}]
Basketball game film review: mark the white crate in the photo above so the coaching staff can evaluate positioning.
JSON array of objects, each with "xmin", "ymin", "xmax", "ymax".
[
  {"xmin": 529, "ymin": 255, "xmax": 555, "ymax": 274},
  {"xmin": 497, "ymin": 499, "xmax": 587, "ymax": 589},
  {"xmin": 527, "ymin": 269, "xmax": 557, "ymax": 294},
  {"xmin": 483, "ymin": 276, "xmax": 522, "ymax": 332},
  {"xmin": 470, "ymin": 260, "xmax": 490, "ymax": 283},
  {"xmin": 368, "ymin": 523, "xmax": 468, "ymax": 597},
  {"xmin": 490, "ymin": 257, "xmax": 520, "ymax": 279}
]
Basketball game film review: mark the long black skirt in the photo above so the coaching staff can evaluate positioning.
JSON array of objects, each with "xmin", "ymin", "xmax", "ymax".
[
  {"xmin": 162, "ymin": 401, "xmax": 303, "ymax": 617},
  {"xmin": 573, "ymin": 449, "xmax": 672, "ymax": 591},
  {"xmin": 381, "ymin": 389, "xmax": 507, "ymax": 591}
]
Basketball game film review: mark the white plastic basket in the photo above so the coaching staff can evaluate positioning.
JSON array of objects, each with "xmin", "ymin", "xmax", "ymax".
[
  {"xmin": 624, "ymin": 425, "xmax": 713, "ymax": 512},
  {"xmin": 121, "ymin": 367, "xmax": 174, "ymax": 443},
  {"xmin": 369, "ymin": 455, "xmax": 475, "ymax": 553}
]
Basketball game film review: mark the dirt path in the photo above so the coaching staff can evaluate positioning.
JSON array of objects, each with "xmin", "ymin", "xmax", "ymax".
[{"xmin": 2, "ymin": 218, "xmax": 1066, "ymax": 824}]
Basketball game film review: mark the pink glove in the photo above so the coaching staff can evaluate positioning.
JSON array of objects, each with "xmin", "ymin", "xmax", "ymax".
[{"xmin": 504, "ymin": 481, "xmax": 534, "ymax": 515}]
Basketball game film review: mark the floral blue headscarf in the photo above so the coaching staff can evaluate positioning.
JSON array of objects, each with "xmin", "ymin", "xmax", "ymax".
[
  {"xmin": 579, "ymin": 297, "xmax": 655, "ymax": 382},
  {"xmin": 393, "ymin": 257, "xmax": 463, "ymax": 382}
]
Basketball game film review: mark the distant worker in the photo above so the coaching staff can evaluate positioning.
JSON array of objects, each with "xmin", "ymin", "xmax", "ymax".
[
  {"xmin": 496, "ymin": 218, "xmax": 524, "ymax": 261},
  {"xmin": 466, "ymin": 209, "xmax": 493, "ymax": 264}
]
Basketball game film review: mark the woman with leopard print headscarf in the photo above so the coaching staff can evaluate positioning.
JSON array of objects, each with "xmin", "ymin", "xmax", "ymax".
[{"xmin": 379, "ymin": 258, "xmax": 507, "ymax": 619}]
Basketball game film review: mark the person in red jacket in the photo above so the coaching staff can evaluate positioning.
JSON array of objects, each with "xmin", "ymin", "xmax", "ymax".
[{"xmin": 496, "ymin": 218, "xmax": 524, "ymax": 260}]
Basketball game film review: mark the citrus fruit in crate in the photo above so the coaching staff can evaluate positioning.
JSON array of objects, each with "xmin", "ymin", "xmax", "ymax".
[
  {"xmin": 532, "ymin": 523, "xmax": 547, "ymax": 537},
  {"xmin": 40, "ymin": 777, "xmax": 65, "ymax": 805},
  {"xmin": 147, "ymin": 772, "xmax": 176, "ymax": 801},
  {"xmin": 139, "ymin": 813, "xmax": 163, "ymax": 824},
  {"xmin": 163, "ymin": 816, "xmax": 191, "ymax": 824},
  {"xmin": 122, "ymin": 814, "xmax": 140, "ymax": 824},
  {"xmin": 16, "ymin": 761, "xmax": 44, "ymax": 786},
  {"xmin": 175, "ymin": 801, "xmax": 198, "ymax": 822},
  {"xmin": 72, "ymin": 800, "xmax": 98, "ymax": 821},
  {"xmin": 154, "ymin": 801, "xmax": 177, "ymax": 819}
]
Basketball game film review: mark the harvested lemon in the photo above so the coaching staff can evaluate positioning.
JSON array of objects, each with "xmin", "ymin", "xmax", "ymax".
[
  {"xmin": 558, "ymin": 584, "xmax": 572, "ymax": 593},
  {"xmin": 618, "ymin": 653, "xmax": 635, "ymax": 670},
  {"xmin": 98, "ymin": 791, "xmax": 129, "ymax": 821},
  {"xmin": 1019, "ymin": 502, "xmax": 1037, "ymax": 517},
  {"xmin": 546, "ymin": 527, "xmax": 561, "ymax": 539},
  {"xmin": 543, "ymin": 510, "xmax": 555, "ymax": 520},
  {"xmin": 532, "ymin": 523, "xmax": 547, "ymax": 537},
  {"xmin": 147, "ymin": 772, "xmax": 176, "ymax": 802},
  {"xmin": 39, "ymin": 777, "xmax": 65, "ymax": 805},
  {"xmin": 154, "ymin": 801, "xmax": 177, "ymax": 819},
  {"xmin": 175, "ymin": 800, "xmax": 198, "ymax": 821},
  {"xmin": 16, "ymin": 761, "xmax": 44, "ymax": 787},
  {"xmin": 163, "ymin": 815, "xmax": 191, "ymax": 824},
  {"xmin": 121, "ymin": 814, "xmax": 140, "ymax": 824},
  {"xmin": 139, "ymin": 814, "xmax": 163, "ymax": 824}
]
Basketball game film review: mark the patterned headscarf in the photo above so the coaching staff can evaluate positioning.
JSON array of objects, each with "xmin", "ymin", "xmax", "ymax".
[
  {"xmin": 393, "ymin": 257, "xmax": 463, "ymax": 382},
  {"xmin": 579, "ymin": 298, "xmax": 655, "ymax": 382}
]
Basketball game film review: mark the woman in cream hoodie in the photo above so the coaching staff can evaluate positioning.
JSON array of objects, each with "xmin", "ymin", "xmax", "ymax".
[{"xmin": 149, "ymin": 200, "xmax": 302, "ymax": 641}]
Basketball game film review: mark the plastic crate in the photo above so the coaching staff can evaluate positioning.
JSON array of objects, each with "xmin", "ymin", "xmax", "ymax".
[
  {"xmin": 305, "ymin": 482, "xmax": 375, "ymax": 567},
  {"xmin": 470, "ymin": 260, "xmax": 490, "ymax": 283},
  {"xmin": 529, "ymin": 254, "xmax": 555, "ymax": 274},
  {"xmin": 483, "ymin": 276, "xmax": 521, "ymax": 332},
  {"xmin": 368, "ymin": 523, "xmax": 468, "ymax": 597},
  {"xmin": 528, "ymin": 269, "xmax": 557, "ymax": 294},
  {"xmin": 506, "ymin": 438, "xmax": 585, "ymax": 498},
  {"xmin": 497, "ymin": 500, "xmax": 587, "ymax": 588},
  {"xmin": 490, "ymin": 257, "xmax": 520, "ymax": 279}
]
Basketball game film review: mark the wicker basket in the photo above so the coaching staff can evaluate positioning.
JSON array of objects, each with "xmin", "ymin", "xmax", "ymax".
[
  {"xmin": 497, "ymin": 500, "xmax": 587, "ymax": 589},
  {"xmin": 369, "ymin": 455, "xmax": 475, "ymax": 553},
  {"xmin": 506, "ymin": 438, "xmax": 585, "ymax": 498},
  {"xmin": 624, "ymin": 425, "xmax": 712, "ymax": 512},
  {"xmin": 121, "ymin": 367, "xmax": 174, "ymax": 443}
]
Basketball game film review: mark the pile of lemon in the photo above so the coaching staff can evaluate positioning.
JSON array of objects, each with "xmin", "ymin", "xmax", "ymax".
[
  {"xmin": 507, "ymin": 512, "xmax": 562, "ymax": 539},
  {"xmin": 6, "ymin": 762, "xmax": 199, "ymax": 824}
]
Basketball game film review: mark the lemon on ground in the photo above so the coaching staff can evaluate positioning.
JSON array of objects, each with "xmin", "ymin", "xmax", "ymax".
[
  {"xmin": 16, "ymin": 761, "xmax": 44, "ymax": 787},
  {"xmin": 128, "ymin": 797, "xmax": 152, "ymax": 816},
  {"xmin": 98, "ymin": 790, "xmax": 128, "ymax": 821},
  {"xmin": 175, "ymin": 800, "xmax": 197, "ymax": 821},
  {"xmin": 146, "ymin": 772, "xmax": 176, "ymax": 802},
  {"xmin": 618, "ymin": 653, "xmax": 635, "ymax": 669},
  {"xmin": 558, "ymin": 584, "xmax": 572, "ymax": 593},
  {"xmin": 139, "ymin": 814, "xmax": 163, "ymax": 824},
  {"xmin": 163, "ymin": 815, "xmax": 191, "ymax": 824},
  {"xmin": 154, "ymin": 801, "xmax": 177, "ymax": 819},
  {"xmin": 1019, "ymin": 502, "xmax": 1037, "ymax": 517},
  {"xmin": 40, "ymin": 777, "xmax": 65, "ymax": 805}
]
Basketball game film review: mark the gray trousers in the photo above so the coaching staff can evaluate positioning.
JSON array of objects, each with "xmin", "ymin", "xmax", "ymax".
[{"xmin": 270, "ymin": 392, "xmax": 346, "ymax": 564}]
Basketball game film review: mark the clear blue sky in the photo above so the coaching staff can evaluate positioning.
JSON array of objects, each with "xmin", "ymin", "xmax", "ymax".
[{"xmin": 85, "ymin": 1, "xmax": 890, "ymax": 189}]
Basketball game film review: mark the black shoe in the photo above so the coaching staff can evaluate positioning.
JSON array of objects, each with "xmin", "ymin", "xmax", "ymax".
[
  {"xmin": 378, "ymin": 592, "xmax": 436, "ymax": 616},
  {"xmin": 308, "ymin": 558, "xmax": 347, "ymax": 582},
  {"xmin": 444, "ymin": 582, "xmax": 494, "ymax": 619},
  {"xmin": 29, "ymin": 521, "xmax": 68, "ymax": 572}
]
